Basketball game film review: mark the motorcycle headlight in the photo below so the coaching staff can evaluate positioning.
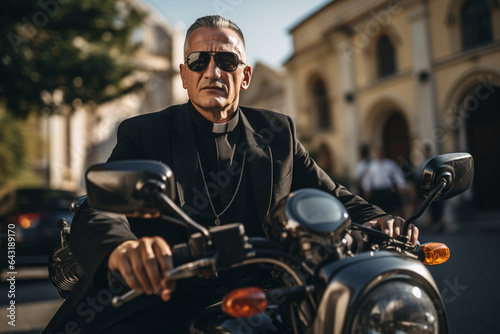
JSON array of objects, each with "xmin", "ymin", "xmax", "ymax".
[{"xmin": 351, "ymin": 281, "xmax": 439, "ymax": 334}]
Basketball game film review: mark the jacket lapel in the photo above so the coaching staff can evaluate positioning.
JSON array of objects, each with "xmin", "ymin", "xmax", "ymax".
[
  {"xmin": 240, "ymin": 111, "xmax": 273, "ymax": 223},
  {"xmin": 171, "ymin": 104, "xmax": 198, "ymax": 212}
]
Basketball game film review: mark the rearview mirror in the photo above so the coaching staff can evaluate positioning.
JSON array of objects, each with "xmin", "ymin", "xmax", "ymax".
[
  {"xmin": 420, "ymin": 153, "xmax": 474, "ymax": 201},
  {"xmin": 85, "ymin": 160, "xmax": 175, "ymax": 214}
]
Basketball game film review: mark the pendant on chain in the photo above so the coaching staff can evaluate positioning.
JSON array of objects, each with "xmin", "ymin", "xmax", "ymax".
[{"xmin": 197, "ymin": 150, "xmax": 246, "ymax": 229}]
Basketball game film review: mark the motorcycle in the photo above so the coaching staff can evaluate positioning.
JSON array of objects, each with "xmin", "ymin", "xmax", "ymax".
[{"xmin": 50, "ymin": 152, "xmax": 473, "ymax": 333}]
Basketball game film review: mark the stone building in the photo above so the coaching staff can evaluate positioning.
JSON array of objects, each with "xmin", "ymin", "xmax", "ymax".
[
  {"xmin": 239, "ymin": 61, "xmax": 291, "ymax": 117},
  {"xmin": 285, "ymin": 0, "xmax": 500, "ymax": 211}
]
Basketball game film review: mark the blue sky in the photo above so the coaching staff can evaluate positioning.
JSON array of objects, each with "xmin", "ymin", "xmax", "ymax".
[{"xmin": 142, "ymin": 0, "xmax": 331, "ymax": 68}]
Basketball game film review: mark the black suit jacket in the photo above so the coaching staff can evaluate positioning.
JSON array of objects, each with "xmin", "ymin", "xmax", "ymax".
[{"xmin": 44, "ymin": 103, "xmax": 385, "ymax": 333}]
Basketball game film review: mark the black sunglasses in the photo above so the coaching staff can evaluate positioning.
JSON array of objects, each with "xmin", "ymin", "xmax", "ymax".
[{"xmin": 185, "ymin": 51, "xmax": 245, "ymax": 72}]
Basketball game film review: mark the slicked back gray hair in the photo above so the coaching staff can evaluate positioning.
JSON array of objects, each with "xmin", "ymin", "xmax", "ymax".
[{"xmin": 184, "ymin": 15, "xmax": 246, "ymax": 53}]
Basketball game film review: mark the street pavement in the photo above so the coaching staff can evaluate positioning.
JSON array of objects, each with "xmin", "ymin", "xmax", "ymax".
[
  {"xmin": 420, "ymin": 230, "xmax": 500, "ymax": 334},
  {"xmin": 0, "ymin": 268, "xmax": 62, "ymax": 334}
]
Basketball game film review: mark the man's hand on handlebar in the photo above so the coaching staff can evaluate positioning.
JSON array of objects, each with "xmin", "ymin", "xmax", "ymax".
[
  {"xmin": 364, "ymin": 215, "xmax": 419, "ymax": 245},
  {"xmin": 108, "ymin": 237, "xmax": 176, "ymax": 302}
]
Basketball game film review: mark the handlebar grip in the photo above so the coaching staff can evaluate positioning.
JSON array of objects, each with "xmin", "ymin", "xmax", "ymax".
[
  {"xmin": 108, "ymin": 243, "xmax": 193, "ymax": 308},
  {"xmin": 108, "ymin": 243, "xmax": 193, "ymax": 289}
]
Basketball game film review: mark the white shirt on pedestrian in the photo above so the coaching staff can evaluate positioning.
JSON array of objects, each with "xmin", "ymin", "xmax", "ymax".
[{"xmin": 362, "ymin": 158, "xmax": 406, "ymax": 192}]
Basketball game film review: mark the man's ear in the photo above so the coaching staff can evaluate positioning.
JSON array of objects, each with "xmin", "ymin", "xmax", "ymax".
[
  {"xmin": 179, "ymin": 64, "xmax": 187, "ymax": 89},
  {"xmin": 240, "ymin": 65, "xmax": 252, "ymax": 91}
]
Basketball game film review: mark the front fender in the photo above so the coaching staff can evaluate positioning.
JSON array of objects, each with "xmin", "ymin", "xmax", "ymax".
[
  {"xmin": 189, "ymin": 302, "xmax": 291, "ymax": 334},
  {"xmin": 308, "ymin": 251, "xmax": 448, "ymax": 334}
]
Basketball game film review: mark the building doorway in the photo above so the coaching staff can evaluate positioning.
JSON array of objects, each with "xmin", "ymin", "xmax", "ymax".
[
  {"xmin": 382, "ymin": 111, "xmax": 411, "ymax": 173},
  {"xmin": 465, "ymin": 86, "xmax": 500, "ymax": 209}
]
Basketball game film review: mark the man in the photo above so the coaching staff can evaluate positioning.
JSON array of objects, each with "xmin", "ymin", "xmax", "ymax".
[
  {"xmin": 354, "ymin": 144, "xmax": 372, "ymax": 195},
  {"xmin": 362, "ymin": 146, "xmax": 407, "ymax": 215},
  {"xmin": 44, "ymin": 15, "xmax": 417, "ymax": 333}
]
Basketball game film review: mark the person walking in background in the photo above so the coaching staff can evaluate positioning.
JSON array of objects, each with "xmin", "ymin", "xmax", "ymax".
[
  {"xmin": 362, "ymin": 146, "xmax": 406, "ymax": 215},
  {"xmin": 354, "ymin": 144, "xmax": 372, "ymax": 196}
]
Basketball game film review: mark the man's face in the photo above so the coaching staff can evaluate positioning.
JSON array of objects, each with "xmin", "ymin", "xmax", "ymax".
[{"xmin": 180, "ymin": 27, "xmax": 251, "ymax": 116}]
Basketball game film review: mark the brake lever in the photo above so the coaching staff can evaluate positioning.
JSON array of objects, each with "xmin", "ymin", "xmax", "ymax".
[
  {"xmin": 111, "ymin": 257, "xmax": 218, "ymax": 308},
  {"xmin": 112, "ymin": 289, "xmax": 143, "ymax": 307}
]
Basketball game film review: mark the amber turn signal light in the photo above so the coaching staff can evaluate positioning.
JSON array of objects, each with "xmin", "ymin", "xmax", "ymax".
[
  {"xmin": 222, "ymin": 287, "xmax": 267, "ymax": 318},
  {"xmin": 419, "ymin": 242, "xmax": 450, "ymax": 265}
]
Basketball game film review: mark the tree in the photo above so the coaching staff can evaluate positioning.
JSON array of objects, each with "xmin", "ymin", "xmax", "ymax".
[
  {"xmin": 0, "ymin": 114, "xmax": 26, "ymax": 188},
  {"xmin": 0, "ymin": 0, "xmax": 145, "ymax": 118},
  {"xmin": 0, "ymin": 0, "xmax": 146, "ymax": 187}
]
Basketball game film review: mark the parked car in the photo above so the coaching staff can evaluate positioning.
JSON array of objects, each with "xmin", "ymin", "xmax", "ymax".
[{"xmin": 0, "ymin": 187, "xmax": 79, "ymax": 268}]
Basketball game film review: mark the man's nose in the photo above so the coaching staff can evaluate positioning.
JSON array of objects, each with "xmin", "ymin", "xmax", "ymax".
[{"xmin": 203, "ymin": 57, "xmax": 221, "ymax": 79}]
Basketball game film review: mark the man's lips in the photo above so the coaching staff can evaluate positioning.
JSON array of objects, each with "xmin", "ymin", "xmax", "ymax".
[{"xmin": 201, "ymin": 85, "xmax": 225, "ymax": 91}]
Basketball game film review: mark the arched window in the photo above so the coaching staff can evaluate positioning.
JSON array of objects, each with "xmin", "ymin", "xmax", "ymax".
[
  {"xmin": 461, "ymin": 0, "xmax": 493, "ymax": 50},
  {"xmin": 312, "ymin": 79, "xmax": 331, "ymax": 130},
  {"xmin": 376, "ymin": 35, "xmax": 396, "ymax": 78}
]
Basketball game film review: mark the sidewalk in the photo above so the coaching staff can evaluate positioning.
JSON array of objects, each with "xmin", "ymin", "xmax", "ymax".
[{"xmin": 456, "ymin": 210, "xmax": 500, "ymax": 233}]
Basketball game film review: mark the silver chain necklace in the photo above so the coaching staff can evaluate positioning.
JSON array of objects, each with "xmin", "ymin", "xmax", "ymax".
[{"xmin": 196, "ymin": 151, "xmax": 246, "ymax": 226}]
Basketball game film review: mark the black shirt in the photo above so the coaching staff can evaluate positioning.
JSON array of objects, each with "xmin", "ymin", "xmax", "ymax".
[{"xmin": 188, "ymin": 102, "xmax": 263, "ymax": 236}]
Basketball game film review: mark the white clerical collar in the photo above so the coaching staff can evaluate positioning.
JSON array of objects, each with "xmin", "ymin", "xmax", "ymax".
[{"xmin": 212, "ymin": 111, "xmax": 239, "ymax": 134}]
